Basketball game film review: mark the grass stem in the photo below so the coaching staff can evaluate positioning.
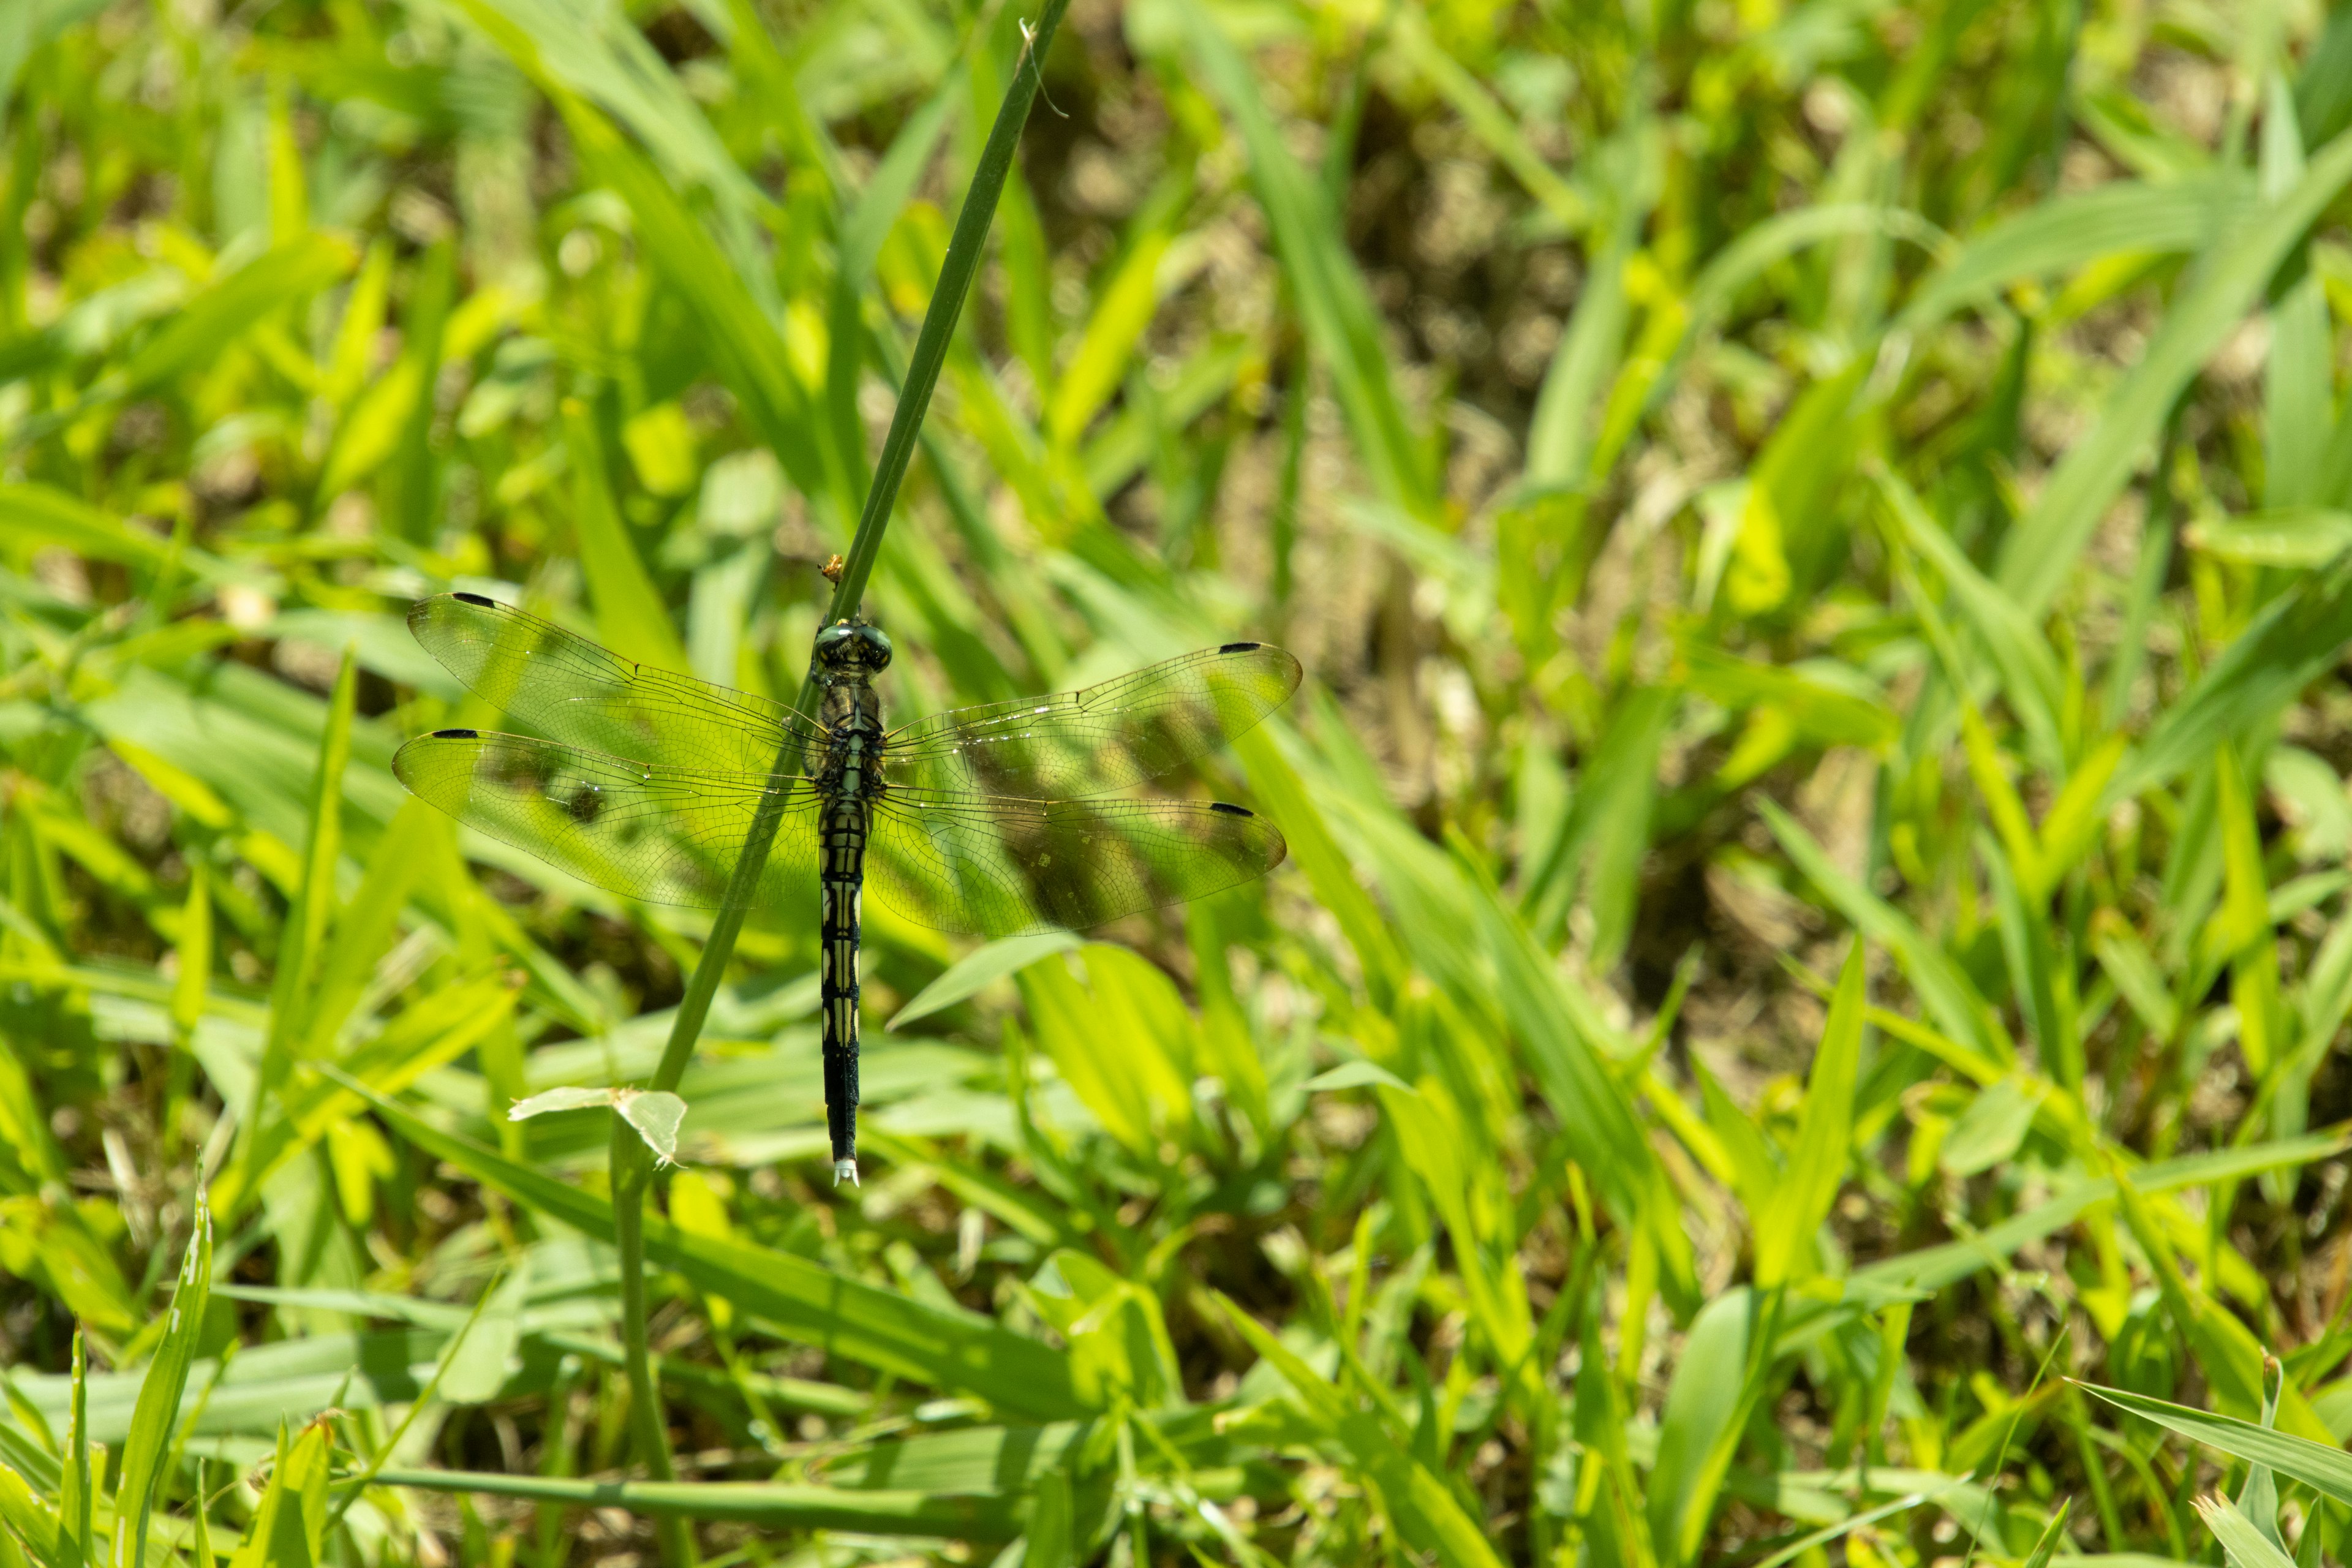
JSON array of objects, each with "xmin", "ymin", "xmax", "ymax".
[{"xmin": 607, "ymin": 7, "xmax": 1072, "ymax": 1560}]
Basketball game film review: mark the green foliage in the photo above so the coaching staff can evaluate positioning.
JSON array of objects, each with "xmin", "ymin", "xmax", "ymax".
[{"xmin": 10, "ymin": 0, "xmax": 2352, "ymax": 1565}]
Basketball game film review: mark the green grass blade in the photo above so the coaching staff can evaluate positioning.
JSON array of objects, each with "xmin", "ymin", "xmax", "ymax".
[
  {"xmin": 110, "ymin": 1194, "xmax": 210, "ymax": 1568},
  {"xmin": 562, "ymin": 398, "xmax": 691, "ymax": 671},
  {"xmin": 1896, "ymin": 173, "xmax": 2249, "ymax": 329},
  {"xmin": 1754, "ymin": 944, "xmax": 1866, "ymax": 1287},
  {"xmin": 350, "ymin": 1470, "xmax": 1021, "ymax": 1541},
  {"xmin": 2198, "ymin": 1494, "xmax": 2297, "ymax": 1568},
  {"xmin": 2082, "ymin": 1383, "xmax": 2352, "ymax": 1506}
]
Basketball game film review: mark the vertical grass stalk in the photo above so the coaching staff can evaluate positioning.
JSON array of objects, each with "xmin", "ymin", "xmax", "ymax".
[{"xmin": 608, "ymin": 5, "xmax": 1073, "ymax": 1559}]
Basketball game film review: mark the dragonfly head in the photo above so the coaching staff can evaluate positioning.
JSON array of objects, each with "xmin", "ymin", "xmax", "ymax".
[{"xmin": 813, "ymin": 619, "xmax": 893, "ymax": 679}]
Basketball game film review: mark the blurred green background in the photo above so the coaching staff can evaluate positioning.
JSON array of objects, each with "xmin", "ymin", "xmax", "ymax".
[{"xmin": 10, "ymin": 0, "xmax": 2352, "ymax": 1562}]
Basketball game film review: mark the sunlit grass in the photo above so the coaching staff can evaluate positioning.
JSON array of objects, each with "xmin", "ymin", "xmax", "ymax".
[{"xmin": 7, "ymin": 1, "xmax": 2352, "ymax": 1566}]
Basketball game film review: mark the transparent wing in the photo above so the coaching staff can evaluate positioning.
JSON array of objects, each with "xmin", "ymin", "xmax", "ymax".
[
  {"xmin": 865, "ymin": 787, "xmax": 1288, "ymax": 937},
  {"xmin": 884, "ymin": 644, "xmax": 1301, "ymax": 799},
  {"xmin": 393, "ymin": 729, "xmax": 823, "ymax": 911},
  {"xmin": 410, "ymin": 594, "xmax": 823, "ymax": 775}
]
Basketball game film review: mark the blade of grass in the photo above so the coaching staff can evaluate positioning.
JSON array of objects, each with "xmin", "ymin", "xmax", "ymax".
[
  {"xmin": 2081, "ymin": 1381, "xmax": 2352, "ymax": 1504},
  {"xmin": 579, "ymin": 10, "xmax": 1072, "ymax": 1560},
  {"xmin": 110, "ymin": 1194, "xmax": 210, "ymax": 1568},
  {"xmin": 345, "ymin": 1471, "xmax": 1021, "ymax": 1541}
]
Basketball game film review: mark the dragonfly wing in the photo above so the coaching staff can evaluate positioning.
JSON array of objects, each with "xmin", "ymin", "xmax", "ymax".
[
  {"xmin": 884, "ymin": 644, "xmax": 1301, "ymax": 799},
  {"xmin": 394, "ymin": 730, "xmax": 823, "ymax": 910},
  {"xmin": 865, "ymin": 786, "xmax": 1288, "ymax": 937},
  {"xmin": 410, "ymin": 594, "xmax": 823, "ymax": 774}
]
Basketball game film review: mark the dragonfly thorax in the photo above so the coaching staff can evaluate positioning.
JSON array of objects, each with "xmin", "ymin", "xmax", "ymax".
[{"xmin": 812, "ymin": 622, "xmax": 890, "ymax": 802}]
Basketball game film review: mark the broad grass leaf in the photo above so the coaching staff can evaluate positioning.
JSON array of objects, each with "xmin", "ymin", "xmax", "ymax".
[
  {"xmin": 888, "ymin": 932, "xmax": 1081, "ymax": 1031},
  {"xmin": 0, "ymin": 1464, "xmax": 66, "ymax": 1568},
  {"xmin": 1649, "ymin": 1288, "xmax": 1763, "ymax": 1567},
  {"xmin": 2091, "ymin": 912, "xmax": 2180, "ymax": 1041},
  {"xmin": 437, "ymin": 1264, "xmax": 526, "ymax": 1406},
  {"xmin": 1645, "ymin": 203, "xmax": 1943, "ymax": 420},
  {"xmin": 2217, "ymin": 746, "xmax": 2284, "ymax": 1078},
  {"xmin": 2106, "ymin": 1164, "xmax": 2333, "ymax": 1439},
  {"xmin": 350, "ymin": 1082, "xmax": 1091, "ymax": 1419},
  {"xmin": 622, "ymin": 402, "xmax": 699, "ymax": 497},
  {"xmin": 170, "ymin": 859, "xmax": 210, "ymax": 1041},
  {"xmin": 563, "ymin": 399, "xmax": 692, "ymax": 672},
  {"xmin": 1023, "ymin": 1251, "xmax": 1181, "ymax": 1409},
  {"xmin": 2267, "ymin": 273, "xmax": 2332, "ymax": 507},
  {"xmin": 1022, "ymin": 1468, "xmax": 1074, "ymax": 1567},
  {"xmin": 1939, "ymin": 1076, "xmax": 2047, "ymax": 1178},
  {"xmin": 300, "ymin": 797, "xmax": 437, "ymax": 1056},
  {"xmin": 386, "ymin": 238, "xmax": 455, "ymax": 539},
  {"xmin": 1047, "ymin": 222, "xmax": 1174, "ymax": 448},
  {"xmin": 319, "ymin": 239, "xmax": 391, "ymax": 410},
  {"xmin": 1524, "ymin": 121, "xmax": 1648, "ymax": 486},
  {"xmin": 0, "ymin": 485, "xmax": 230, "ymax": 582},
  {"xmin": 1897, "ymin": 174, "xmax": 2250, "ymax": 329},
  {"xmin": 1681, "ymin": 644, "xmax": 1898, "ymax": 750},
  {"xmin": 2198, "ymin": 1494, "xmax": 2298, "ymax": 1568},
  {"xmin": 1302, "ymin": 1060, "xmax": 1412, "ymax": 1092},
  {"xmin": 451, "ymin": 0, "xmax": 769, "ymax": 231},
  {"xmin": 110, "ymin": 1193, "xmax": 210, "ymax": 1568},
  {"xmin": 2082, "ymin": 1382, "xmax": 2352, "ymax": 1506},
  {"xmin": 356, "ymin": 1466, "xmax": 1023, "ymax": 1539},
  {"xmin": 1467, "ymin": 845, "xmax": 1658, "ymax": 1225},
  {"xmin": 1754, "ymin": 943, "xmax": 1866, "ymax": 1287},
  {"xmin": 1019, "ymin": 948, "xmax": 1193, "ymax": 1156},
  {"xmin": 2187, "ymin": 509, "xmax": 2352, "ymax": 567},
  {"xmin": 0, "ymin": 1209, "xmax": 138, "ymax": 1347},
  {"xmin": 1996, "ymin": 131, "xmax": 2352, "ymax": 618},
  {"xmin": 1525, "ymin": 683, "xmax": 1674, "ymax": 940},
  {"xmin": 1231, "ymin": 726, "xmax": 1404, "ymax": 1003}
]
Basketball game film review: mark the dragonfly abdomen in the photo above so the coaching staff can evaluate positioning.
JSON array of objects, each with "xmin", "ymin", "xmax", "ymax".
[{"xmin": 819, "ymin": 796, "xmax": 867, "ymax": 1186}]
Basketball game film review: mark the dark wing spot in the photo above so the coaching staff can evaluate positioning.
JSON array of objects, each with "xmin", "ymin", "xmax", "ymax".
[
  {"xmin": 1218, "ymin": 641, "xmax": 1261, "ymax": 654},
  {"xmin": 1209, "ymin": 801, "xmax": 1253, "ymax": 816},
  {"xmin": 433, "ymin": 728, "xmax": 479, "ymax": 739},
  {"xmin": 453, "ymin": 591, "xmax": 497, "ymax": 608},
  {"xmin": 567, "ymin": 785, "xmax": 603, "ymax": 823}
]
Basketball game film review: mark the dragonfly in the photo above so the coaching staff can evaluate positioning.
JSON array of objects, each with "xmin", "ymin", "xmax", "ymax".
[{"xmin": 391, "ymin": 592, "xmax": 1300, "ymax": 1183}]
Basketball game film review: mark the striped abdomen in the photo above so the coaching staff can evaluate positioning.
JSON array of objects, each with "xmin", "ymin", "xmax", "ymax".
[{"xmin": 820, "ymin": 796, "xmax": 866, "ymax": 1182}]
